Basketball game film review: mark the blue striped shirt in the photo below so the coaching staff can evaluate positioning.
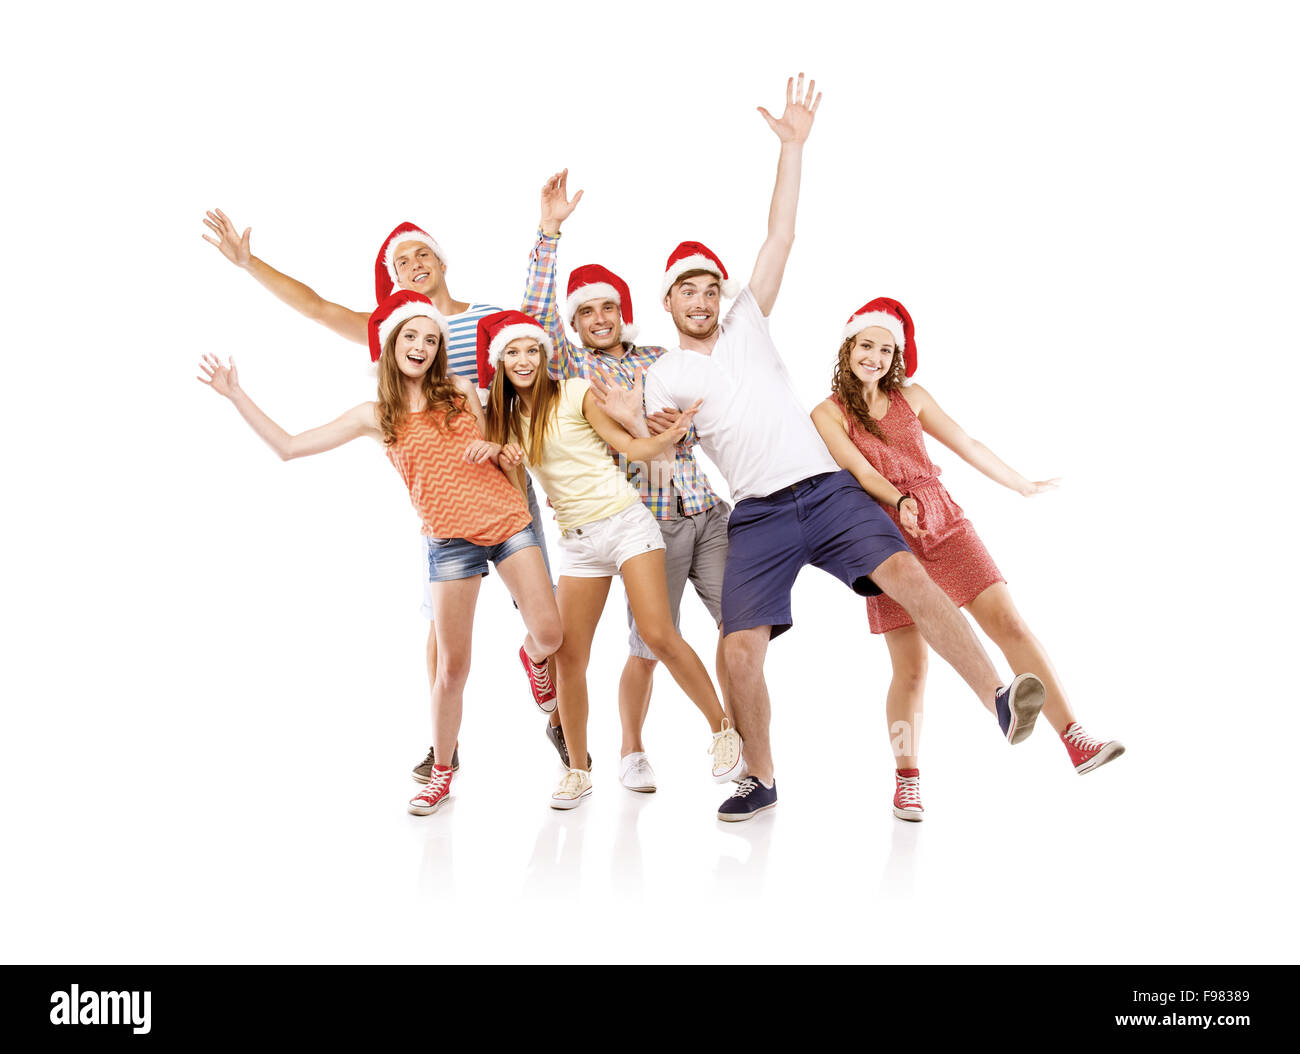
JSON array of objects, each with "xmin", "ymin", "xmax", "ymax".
[{"xmin": 446, "ymin": 303, "xmax": 501, "ymax": 387}]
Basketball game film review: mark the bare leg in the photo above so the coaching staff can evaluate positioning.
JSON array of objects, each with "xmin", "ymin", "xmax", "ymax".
[
  {"xmin": 870, "ymin": 551, "xmax": 1002, "ymax": 712},
  {"xmin": 966, "ymin": 582, "xmax": 1076, "ymax": 734},
  {"xmin": 715, "ymin": 629, "xmax": 731, "ymax": 719},
  {"xmin": 554, "ymin": 576, "xmax": 612, "ymax": 773},
  {"xmin": 618, "ymin": 656, "xmax": 656, "ymax": 757},
  {"xmin": 427, "ymin": 577, "xmax": 482, "ymax": 769},
  {"xmin": 621, "ymin": 550, "xmax": 725, "ymax": 731},
  {"xmin": 883, "ymin": 625, "xmax": 927, "ymax": 769},
  {"xmin": 494, "ymin": 546, "xmax": 564, "ymax": 660},
  {"xmin": 722, "ymin": 627, "xmax": 772, "ymax": 779}
]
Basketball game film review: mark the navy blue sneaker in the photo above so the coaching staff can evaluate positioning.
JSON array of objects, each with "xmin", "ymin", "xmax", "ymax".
[
  {"xmin": 995, "ymin": 673, "xmax": 1046, "ymax": 745},
  {"xmin": 717, "ymin": 776, "xmax": 778, "ymax": 822}
]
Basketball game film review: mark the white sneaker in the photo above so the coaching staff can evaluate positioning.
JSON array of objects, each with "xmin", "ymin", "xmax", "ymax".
[
  {"xmin": 708, "ymin": 718, "xmax": 746, "ymax": 783},
  {"xmin": 619, "ymin": 752, "xmax": 657, "ymax": 793},
  {"xmin": 550, "ymin": 768, "xmax": 593, "ymax": 810}
]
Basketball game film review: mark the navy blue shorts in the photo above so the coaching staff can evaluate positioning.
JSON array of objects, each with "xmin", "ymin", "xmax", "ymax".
[{"xmin": 720, "ymin": 470, "xmax": 912, "ymax": 640}]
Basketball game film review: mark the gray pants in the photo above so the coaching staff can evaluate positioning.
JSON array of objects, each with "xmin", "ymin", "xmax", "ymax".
[{"xmin": 627, "ymin": 501, "xmax": 730, "ymax": 659}]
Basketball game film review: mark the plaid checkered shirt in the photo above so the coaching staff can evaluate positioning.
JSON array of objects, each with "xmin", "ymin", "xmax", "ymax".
[{"xmin": 523, "ymin": 230, "xmax": 721, "ymax": 521}]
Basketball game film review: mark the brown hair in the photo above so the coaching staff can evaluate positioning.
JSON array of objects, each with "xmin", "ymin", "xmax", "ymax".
[
  {"xmin": 484, "ymin": 340, "xmax": 560, "ymax": 466},
  {"xmin": 666, "ymin": 268, "xmax": 720, "ymax": 297},
  {"xmin": 830, "ymin": 332, "xmax": 906, "ymax": 445},
  {"xmin": 377, "ymin": 319, "xmax": 468, "ymax": 445}
]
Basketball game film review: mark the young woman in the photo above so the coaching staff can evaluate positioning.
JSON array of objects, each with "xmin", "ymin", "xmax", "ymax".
[
  {"xmin": 477, "ymin": 310, "xmax": 744, "ymax": 809},
  {"xmin": 198, "ymin": 291, "xmax": 563, "ymax": 817},
  {"xmin": 811, "ymin": 298, "xmax": 1124, "ymax": 822}
]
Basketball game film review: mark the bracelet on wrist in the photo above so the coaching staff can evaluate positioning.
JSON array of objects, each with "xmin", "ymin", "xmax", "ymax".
[{"xmin": 896, "ymin": 493, "xmax": 911, "ymax": 511}]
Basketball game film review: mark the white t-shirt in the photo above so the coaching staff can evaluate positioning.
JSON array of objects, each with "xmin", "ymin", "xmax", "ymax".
[{"xmin": 643, "ymin": 286, "xmax": 840, "ymax": 503}]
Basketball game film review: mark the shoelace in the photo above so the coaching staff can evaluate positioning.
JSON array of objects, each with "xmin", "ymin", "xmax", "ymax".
[
  {"xmin": 730, "ymin": 777, "xmax": 757, "ymax": 799},
  {"xmin": 418, "ymin": 746, "xmax": 436, "ymax": 769},
  {"xmin": 708, "ymin": 720, "xmax": 739, "ymax": 767},
  {"xmin": 896, "ymin": 775, "xmax": 922, "ymax": 807},
  {"xmin": 1063, "ymin": 724, "xmax": 1102, "ymax": 752},
  {"xmin": 414, "ymin": 768, "xmax": 452, "ymax": 803},
  {"xmin": 557, "ymin": 770, "xmax": 587, "ymax": 797},
  {"xmin": 528, "ymin": 656, "xmax": 554, "ymax": 695},
  {"xmin": 628, "ymin": 757, "xmax": 653, "ymax": 781}
]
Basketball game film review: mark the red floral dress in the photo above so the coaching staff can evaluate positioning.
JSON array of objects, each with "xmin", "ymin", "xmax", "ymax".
[{"xmin": 832, "ymin": 391, "xmax": 1004, "ymax": 634}]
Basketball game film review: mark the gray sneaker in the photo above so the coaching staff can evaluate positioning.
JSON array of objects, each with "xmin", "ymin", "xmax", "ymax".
[
  {"xmin": 411, "ymin": 745, "xmax": 460, "ymax": 783},
  {"xmin": 544, "ymin": 721, "xmax": 592, "ymax": 771}
]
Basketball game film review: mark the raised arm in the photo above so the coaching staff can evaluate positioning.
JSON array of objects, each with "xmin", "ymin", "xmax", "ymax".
[
  {"xmin": 582, "ymin": 388, "xmax": 698, "ymax": 467},
  {"xmin": 202, "ymin": 209, "xmax": 371, "ymax": 346},
  {"xmin": 908, "ymin": 385, "xmax": 1060, "ymax": 496},
  {"xmin": 197, "ymin": 353, "xmax": 380, "ymax": 460},
  {"xmin": 749, "ymin": 74, "xmax": 822, "ymax": 316},
  {"xmin": 811, "ymin": 400, "xmax": 925, "ymax": 538},
  {"xmin": 522, "ymin": 171, "xmax": 585, "ymax": 379}
]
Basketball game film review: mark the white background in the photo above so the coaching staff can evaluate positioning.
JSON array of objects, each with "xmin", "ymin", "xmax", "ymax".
[{"xmin": 3, "ymin": 0, "xmax": 1297, "ymax": 964}]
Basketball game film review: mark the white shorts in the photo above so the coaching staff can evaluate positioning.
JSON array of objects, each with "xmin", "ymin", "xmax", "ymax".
[{"xmin": 559, "ymin": 502, "xmax": 665, "ymax": 578}]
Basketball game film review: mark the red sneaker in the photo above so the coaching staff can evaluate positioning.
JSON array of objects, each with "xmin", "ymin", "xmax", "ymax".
[
  {"xmin": 520, "ymin": 646, "xmax": 557, "ymax": 714},
  {"xmin": 408, "ymin": 764, "xmax": 453, "ymax": 815},
  {"xmin": 1061, "ymin": 723, "xmax": 1125, "ymax": 775},
  {"xmin": 892, "ymin": 768, "xmax": 924, "ymax": 822}
]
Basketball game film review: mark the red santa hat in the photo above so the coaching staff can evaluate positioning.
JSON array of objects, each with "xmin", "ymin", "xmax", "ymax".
[
  {"xmin": 368, "ymin": 290, "xmax": 452, "ymax": 364},
  {"xmin": 374, "ymin": 222, "xmax": 448, "ymax": 301},
  {"xmin": 564, "ymin": 264, "xmax": 639, "ymax": 343},
  {"xmin": 475, "ymin": 310, "xmax": 554, "ymax": 386},
  {"xmin": 841, "ymin": 297, "xmax": 918, "ymax": 378},
  {"xmin": 659, "ymin": 240, "xmax": 739, "ymax": 300}
]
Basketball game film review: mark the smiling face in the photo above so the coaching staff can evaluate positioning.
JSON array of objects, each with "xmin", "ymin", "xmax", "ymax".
[
  {"xmin": 664, "ymin": 271, "xmax": 722, "ymax": 340},
  {"xmin": 393, "ymin": 240, "xmax": 446, "ymax": 298},
  {"xmin": 500, "ymin": 337, "xmax": 544, "ymax": 391},
  {"xmin": 392, "ymin": 315, "xmax": 444, "ymax": 380},
  {"xmin": 849, "ymin": 327, "xmax": 900, "ymax": 391},
  {"xmin": 573, "ymin": 298, "xmax": 623, "ymax": 351}
]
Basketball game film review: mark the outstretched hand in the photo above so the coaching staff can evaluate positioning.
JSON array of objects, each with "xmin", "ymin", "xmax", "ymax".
[
  {"xmin": 539, "ymin": 169, "xmax": 584, "ymax": 236},
  {"xmin": 1020, "ymin": 478, "xmax": 1062, "ymax": 496},
  {"xmin": 757, "ymin": 72, "xmax": 822, "ymax": 144},
  {"xmin": 589, "ymin": 366, "xmax": 644, "ymax": 431},
  {"xmin": 202, "ymin": 208, "xmax": 252, "ymax": 268},
  {"xmin": 197, "ymin": 353, "xmax": 240, "ymax": 399}
]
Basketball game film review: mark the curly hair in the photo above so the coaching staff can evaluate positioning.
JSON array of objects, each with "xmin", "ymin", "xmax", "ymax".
[
  {"xmin": 830, "ymin": 333, "xmax": 905, "ymax": 444},
  {"xmin": 376, "ymin": 320, "xmax": 468, "ymax": 445}
]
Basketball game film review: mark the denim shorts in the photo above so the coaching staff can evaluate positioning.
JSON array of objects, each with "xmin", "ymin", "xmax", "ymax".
[{"xmin": 426, "ymin": 524, "xmax": 541, "ymax": 583}]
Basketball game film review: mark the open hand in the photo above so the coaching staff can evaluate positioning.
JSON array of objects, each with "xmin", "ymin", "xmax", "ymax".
[
  {"xmin": 590, "ymin": 366, "xmax": 644, "ymax": 430},
  {"xmin": 197, "ymin": 353, "xmax": 240, "ymax": 399},
  {"xmin": 539, "ymin": 169, "xmax": 584, "ymax": 236},
  {"xmin": 757, "ymin": 73, "xmax": 822, "ymax": 144},
  {"xmin": 202, "ymin": 208, "xmax": 252, "ymax": 268},
  {"xmin": 1020, "ymin": 478, "xmax": 1062, "ymax": 496},
  {"xmin": 499, "ymin": 443, "xmax": 525, "ymax": 468}
]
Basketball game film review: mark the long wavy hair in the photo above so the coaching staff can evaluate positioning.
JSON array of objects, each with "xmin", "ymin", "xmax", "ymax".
[
  {"xmin": 830, "ymin": 333, "xmax": 906, "ymax": 445},
  {"xmin": 484, "ymin": 342, "xmax": 559, "ymax": 465},
  {"xmin": 377, "ymin": 320, "xmax": 468, "ymax": 445}
]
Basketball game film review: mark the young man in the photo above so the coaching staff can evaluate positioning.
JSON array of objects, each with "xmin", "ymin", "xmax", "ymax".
[
  {"xmin": 521, "ymin": 172, "xmax": 735, "ymax": 793},
  {"xmin": 201, "ymin": 212, "xmax": 561, "ymax": 777},
  {"xmin": 635, "ymin": 75, "xmax": 1047, "ymax": 821}
]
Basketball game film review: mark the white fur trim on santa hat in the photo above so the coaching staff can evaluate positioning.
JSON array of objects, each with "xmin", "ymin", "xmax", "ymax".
[
  {"xmin": 385, "ymin": 231, "xmax": 448, "ymax": 286},
  {"xmin": 564, "ymin": 282, "xmax": 640, "ymax": 344},
  {"xmin": 565, "ymin": 282, "xmax": 621, "ymax": 323},
  {"xmin": 488, "ymin": 323, "xmax": 555, "ymax": 369},
  {"xmin": 660, "ymin": 255, "xmax": 740, "ymax": 300},
  {"xmin": 378, "ymin": 305, "xmax": 452, "ymax": 354},
  {"xmin": 842, "ymin": 311, "xmax": 905, "ymax": 349}
]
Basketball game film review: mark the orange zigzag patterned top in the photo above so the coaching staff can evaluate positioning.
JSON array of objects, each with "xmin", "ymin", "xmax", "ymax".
[{"xmin": 386, "ymin": 406, "xmax": 532, "ymax": 545}]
